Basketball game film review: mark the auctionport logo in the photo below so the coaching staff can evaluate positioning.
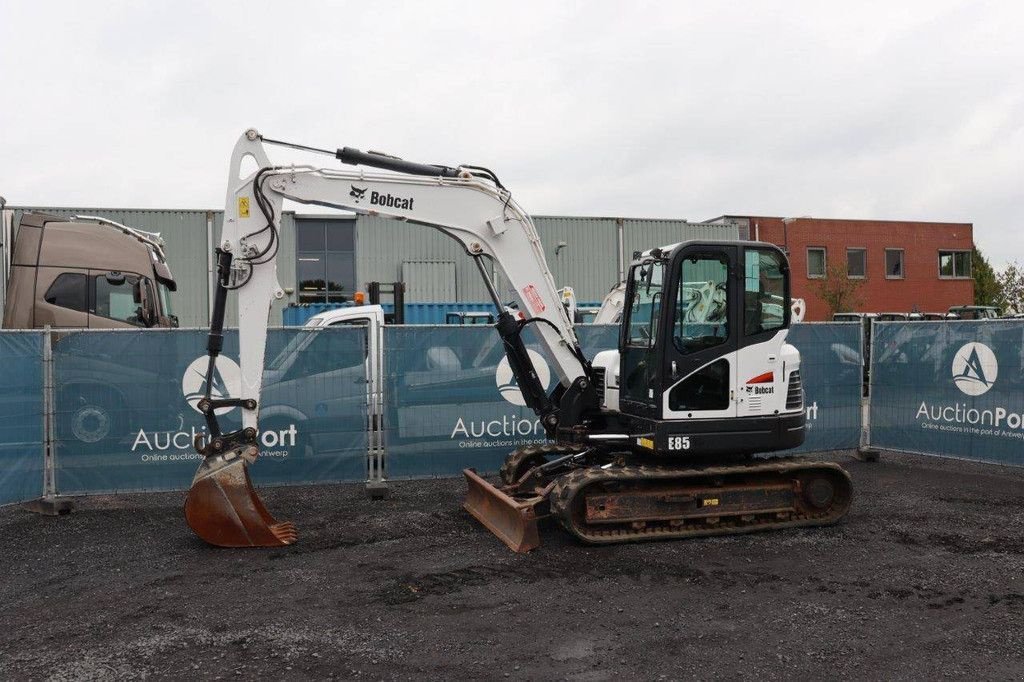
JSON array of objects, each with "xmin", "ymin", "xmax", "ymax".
[
  {"xmin": 951, "ymin": 342, "xmax": 997, "ymax": 396},
  {"xmin": 915, "ymin": 341, "xmax": 1024, "ymax": 436},
  {"xmin": 134, "ymin": 355, "xmax": 297, "ymax": 456},
  {"xmin": 182, "ymin": 355, "xmax": 242, "ymax": 414},
  {"xmin": 495, "ymin": 350, "xmax": 551, "ymax": 406},
  {"xmin": 448, "ymin": 351, "xmax": 551, "ymax": 443}
]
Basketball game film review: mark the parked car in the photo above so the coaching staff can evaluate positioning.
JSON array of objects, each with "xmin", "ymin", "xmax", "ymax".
[{"xmin": 947, "ymin": 305, "xmax": 1000, "ymax": 320}]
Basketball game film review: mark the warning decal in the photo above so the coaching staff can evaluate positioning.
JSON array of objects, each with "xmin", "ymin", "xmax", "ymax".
[{"xmin": 522, "ymin": 285, "xmax": 546, "ymax": 314}]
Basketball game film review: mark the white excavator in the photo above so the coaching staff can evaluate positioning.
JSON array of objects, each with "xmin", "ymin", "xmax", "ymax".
[{"xmin": 184, "ymin": 130, "xmax": 851, "ymax": 551}]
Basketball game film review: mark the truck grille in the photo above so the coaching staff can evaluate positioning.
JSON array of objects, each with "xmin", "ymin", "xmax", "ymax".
[
  {"xmin": 592, "ymin": 367, "xmax": 606, "ymax": 395},
  {"xmin": 786, "ymin": 370, "xmax": 803, "ymax": 410}
]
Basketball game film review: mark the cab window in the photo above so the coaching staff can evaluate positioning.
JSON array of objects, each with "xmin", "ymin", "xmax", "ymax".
[
  {"xmin": 625, "ymin": 261, "xmax": 663, "ymax": 348},
  {"xmin": 674, "ymin": 255, "xmax": 729, "ymax": 354},
  {"xmin": 43, "ymin": 273, "xmax": 88, "ymax": 312},
  {"xmin": 93, "ymin": 273, "xmax": 148, "ymax": 327},
  {"xmin": 744, "ymin": 249, "xmax": 786, "ymax": 336}
]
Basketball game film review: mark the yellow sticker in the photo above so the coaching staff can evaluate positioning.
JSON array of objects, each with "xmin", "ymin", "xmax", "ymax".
[
  {"xmin": 238, "ymin": 197, "xmax": 250, "ymax": 218},
  {"xmin": 638, "ymin": 437, "xmax": 654, "ymax": 450},
  {"xmin": 703, "ymin": 498, "xmax": 720, "ymax": 507}
]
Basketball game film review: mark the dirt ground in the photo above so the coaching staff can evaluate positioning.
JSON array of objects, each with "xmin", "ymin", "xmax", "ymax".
[{"xmin": 1, "ymin": 450, "xmax": 1022, "ymax": 681}]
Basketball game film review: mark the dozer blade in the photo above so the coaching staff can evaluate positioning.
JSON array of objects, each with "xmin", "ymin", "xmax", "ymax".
[
  {"xmin": 462, "ymin": 468, "xmax": 541, "ymax": 553},
  {"xmin": 184, "ymin": 448, "xmax": 296, "ymax": 548}
]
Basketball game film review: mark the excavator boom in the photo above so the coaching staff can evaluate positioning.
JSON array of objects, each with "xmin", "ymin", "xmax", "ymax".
[{"xmin": 186, "ymin": 129, "xmax": 591, "ymax": 547}]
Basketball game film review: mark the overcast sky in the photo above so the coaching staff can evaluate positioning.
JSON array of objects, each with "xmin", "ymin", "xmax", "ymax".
[{"xmin": 2, "ymin": 1, "xmax": 1022, "ymax": 266}]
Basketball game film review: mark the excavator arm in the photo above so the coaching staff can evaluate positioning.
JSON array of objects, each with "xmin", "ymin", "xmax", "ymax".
[{"xmin": 185, "ymin": 129, "xmax": 595, "ymax": 547}]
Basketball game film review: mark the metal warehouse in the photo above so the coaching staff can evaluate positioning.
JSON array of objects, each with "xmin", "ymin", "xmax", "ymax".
[{"xmin": 1, "ymin": 206, "xmax": 741, "ymax": 326}]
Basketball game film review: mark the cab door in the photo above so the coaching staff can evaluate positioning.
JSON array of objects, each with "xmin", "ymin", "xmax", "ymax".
[
  {"xmin": 734, "ymin": 245, "xmax": 791, "ymax": 418},
  {"xmin": 618, "ymin": 259, "xmax": 667, "ymax": 416},
  {"xmin": 661, "ymin": 245, "xmax": 739, "ymax": 422}
]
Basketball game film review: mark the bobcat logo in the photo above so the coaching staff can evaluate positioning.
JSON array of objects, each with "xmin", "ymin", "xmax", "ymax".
[
  {"xmin": 349, "ymin": 185, "xmax": 367, "ymax": 203},
  {"xmin": 951, "ymin": 342, "xmax": 998, "ymax": 397}
]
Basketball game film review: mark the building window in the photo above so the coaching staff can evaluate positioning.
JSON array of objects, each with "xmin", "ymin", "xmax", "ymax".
[
  {"xmin": 296, "ymin": 219, "xmax": 356, "ymax": 303},
  {"xmin": 806, "ymin": 247, "xmax": 826, "ymax": 279},
  {"xmin": 846, "ymin": 248, "xmax": 866, "ymax": 279},
  {"xmin": 938, "ymin": 250, "xmax": 971, "ymax": 279},
  {"xmin": 885, "ymin": 249, "xmax": 904, "ymax": 279}
]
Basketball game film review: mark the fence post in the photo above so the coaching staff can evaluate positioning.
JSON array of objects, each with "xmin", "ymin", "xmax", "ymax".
[
  {"xmin": 857, "ymin": 318, "xmax": 880, "ymax": 462},
  {"xmin": 24, "ymin": 327, "xmax": 74, "ymax": 515},
  {"xmin": 365, "ymin": 323, "xmax": 388, "ymax": 500}
]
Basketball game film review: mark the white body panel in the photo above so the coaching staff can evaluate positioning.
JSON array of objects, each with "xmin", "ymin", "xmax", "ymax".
[
  {"xmin": 660, "ymin": 330, "xmax": 800, "ymax": 421},
  {"xmin": 734, "ymin": 332, "xmax": 801, "ymax": 419},
  {"xmin": 593, "ymin": 349, "xmax": 620, "ymax": 411}
]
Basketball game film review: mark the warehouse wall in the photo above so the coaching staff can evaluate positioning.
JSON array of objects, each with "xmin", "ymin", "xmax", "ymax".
[
  {"xmin": 621, "ymin": 218, "xmax": 739, "ymax": 263},
  {"xmin": 355, "ymin": 214, "xmax": 739, "ymax": 304},
  {"xmin": 354, "ymin": 215, "xmax": 492, "ymax": 302},
  {"xmin": 534, "ymin": 217, "xmax": 619, "ymax": 302}
]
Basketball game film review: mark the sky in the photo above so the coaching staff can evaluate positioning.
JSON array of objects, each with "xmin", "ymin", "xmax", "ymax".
[{"xmin": 2, "ymin": 1, "xmax": 1022, "ymax": 267}]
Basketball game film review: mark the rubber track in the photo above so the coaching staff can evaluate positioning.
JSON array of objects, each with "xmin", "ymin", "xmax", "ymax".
[{"xmin": 548, "ymin": 458, "xmax": 853, "ymax": 545}]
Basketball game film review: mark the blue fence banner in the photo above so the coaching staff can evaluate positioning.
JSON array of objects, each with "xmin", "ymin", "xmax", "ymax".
[
  {"xmin": 787, "ymin": 323, "xmax": 863, "ymax": 453},
  {"xmin": 51, "ymin": 327, "xmax": 369, "ymax": 495},
  {"xmin": 870, "ymin": 321, "xmax": 1024, "ymax": 466},
  {"xmin": 382, "ymin": 324, "xmax": 618, "ymax": 479},
  {"xmin": 0, "ymin": 332, "xmax": 45, "ymax": 506}
]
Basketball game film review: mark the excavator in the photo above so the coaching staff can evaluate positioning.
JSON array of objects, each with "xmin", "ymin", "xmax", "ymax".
[{"xmin": 184, "ymin": 129, "xmax": 852, "ymax": 551}]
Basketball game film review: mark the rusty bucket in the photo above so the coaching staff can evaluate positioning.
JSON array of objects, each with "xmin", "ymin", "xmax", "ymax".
[
  {"xmin": 463, "ymin": 468, "xmax": 542, "ymax": 553},
  {"xmin": 184, "ymin": 447, "xmax": 297, "ymax": 548}
]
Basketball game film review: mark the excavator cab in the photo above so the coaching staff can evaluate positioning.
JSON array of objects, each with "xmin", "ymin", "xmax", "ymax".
[{"xmin": 615, "ymin": 241, "xmax": 805, "ymax": 456}]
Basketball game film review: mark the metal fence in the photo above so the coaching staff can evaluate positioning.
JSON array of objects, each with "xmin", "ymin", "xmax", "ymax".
[
  {"xmin": 48, "ymin": 327, "xmax": 369, "ymax": 497},
  {"xmin": 869, "ymin": 320, "xmax": 1024, "ymax": 466},
  {"xmin": 0, "ymin": 332, "xmax": 45, "ymax": 505},
  {"xmin": 1, "ymin": 320, "xmax": 1021, "ymax": 508},
  {"xmin": 787, "ymin": 323, "xmax": 863, "ymax": 454},
  {"xmin": 381, "ymin": 325, "xmax": 618, "ymax": 479}
]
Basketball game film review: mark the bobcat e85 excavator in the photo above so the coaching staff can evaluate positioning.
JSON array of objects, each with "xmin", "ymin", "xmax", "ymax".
[{"xmin": 185, "ymin": 129, "xmax": 852, "ymax": 551}]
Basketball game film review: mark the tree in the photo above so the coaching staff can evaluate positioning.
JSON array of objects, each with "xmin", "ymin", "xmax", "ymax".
[
  {"xmin": 811, "ymin": 263, "xmax": 864, "ymax": 318},
  {"xmin": 999, "ymin": 262, "xmax": 1024, "ymax": 314},
  {"xmin": 971, "ymin": 245, "xmax": 1002, "ymax": 307}
]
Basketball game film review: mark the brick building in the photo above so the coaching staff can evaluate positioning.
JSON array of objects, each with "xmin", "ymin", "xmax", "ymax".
[{"xmin": 711, "ymin": 216, "xmax": 975, "ymax": 321}]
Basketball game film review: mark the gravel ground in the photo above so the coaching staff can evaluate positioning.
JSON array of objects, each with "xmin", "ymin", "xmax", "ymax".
[{"xmin": 1, "ymin": 450, "xmax": 1023, "ymax": 681}]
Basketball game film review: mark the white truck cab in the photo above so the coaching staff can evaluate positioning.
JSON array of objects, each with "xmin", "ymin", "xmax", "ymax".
[{"xmin": 303, "ymin": 303, "xmax": 386, "ymax": 421}]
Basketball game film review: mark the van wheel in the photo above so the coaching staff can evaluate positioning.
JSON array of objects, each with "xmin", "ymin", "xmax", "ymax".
[
  {"xmin": 71, "ymin": 404, "xmax": 112, "ymax": 443},
  {"xmin": 61, "ymin": 386, "xmax": 126, "ymax": 446}
]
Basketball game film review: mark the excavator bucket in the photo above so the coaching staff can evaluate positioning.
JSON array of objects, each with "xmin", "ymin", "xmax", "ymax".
[
  {"xmin": 184, "ymin": 448, "xmax": 296, "ymax": 548},
  {"xmin": 462, "ymin": 468, "xmax": 541, "ymax": 553}
]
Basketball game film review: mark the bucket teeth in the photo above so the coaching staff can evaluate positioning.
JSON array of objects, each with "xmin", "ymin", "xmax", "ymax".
[
  {"xmin": 462, "ymin": 468, "xmax": 541, "ymax": 553},
  {"xmin": 184, "ymin": 449, "xmax": 297, "ymax": 548}
]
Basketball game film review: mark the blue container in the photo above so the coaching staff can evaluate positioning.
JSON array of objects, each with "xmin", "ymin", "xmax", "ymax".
[{"xmin": 284, "ymin": 302, "xmax": 602, "ymax": 326}]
